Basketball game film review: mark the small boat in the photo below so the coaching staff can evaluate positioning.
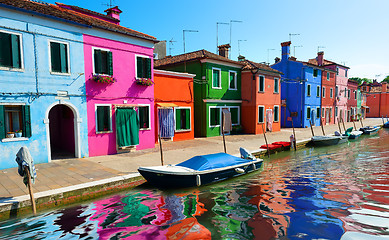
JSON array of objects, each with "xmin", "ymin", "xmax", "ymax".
[
  {"xmin": 360, "ymin": 126, "xmax": 380, "ymax": 135},
  {"xmin": 138, "ymin": 148, "xmax": 263, "ymax": 188},
  {"xmin": 348, "ymin": 130, "xmax": 363, "ymax": 139},
  {"xmin": 310, "ymin": 135, "xmax": 347, "ymax": 147},
  {"xmin": 383, "ymin": 121, "xmax": 389, "ymax": 128}
]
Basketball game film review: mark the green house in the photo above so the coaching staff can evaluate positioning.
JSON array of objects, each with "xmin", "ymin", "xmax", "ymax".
[{"xmin": 155, "ymin": 48, "xmax": 243, "ymax": 137}]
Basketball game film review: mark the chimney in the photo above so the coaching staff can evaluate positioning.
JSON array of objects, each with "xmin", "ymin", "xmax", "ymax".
[
  {"xmin": 317, "ymin": 51, "xmax": 324, "ymax": 66},
  {"xmin": 382, "ymin": 82, "xmax": 388, "ymax": 92},
  {"xmin": 104, "ymin": 6, "xmax": 122, "ymax": 23},
  {"xmin": 238, "ymin": 55, "xmax": 245, "ymax": 61},
  {"xmin": 281, "ymin": 41, "xmax": 291, "ymax": 61},
  {"xmin": 218, "ymin": 44, "xmax": 231, "ymax": 58},
  {"xmin": 274, "ymin": 57, "xmax": 280, "ymax": 63}
]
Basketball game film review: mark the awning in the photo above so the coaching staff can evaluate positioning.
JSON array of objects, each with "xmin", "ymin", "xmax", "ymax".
[{"xmin": 157, "ymin": 103, "xmax": 179, "ymax": 108}]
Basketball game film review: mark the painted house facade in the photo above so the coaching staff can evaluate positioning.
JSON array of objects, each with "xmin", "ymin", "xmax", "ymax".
[
  {"xmin": 155, "ymin": 47, "xmax": 243, "ymax": 137},
  {"xmin": 54, "ymin": 4, "xmax": 158, "ymax": 157},
  {"xmin": 362, "ymin": 81, "xmax": 389, "ymax": 118},
  {"xmin": 0, "ymin": 0, "xmax": 89, "ymax": 169},
  {"xmin": 154, "ymin": 69, "xmax": 195, "ymax": 142},
  {"xmin": 240, "ymin": 59, "xmax": 283, "ymax": 134},
  {"xmin": 271, "ymin": 41, "xmax": 322, "ymax": 128},
  {"xmin": 308, "ymin": 52, "xmax": 336, "ymax": 125},
  {"xmin": 326, "ymin": 64, "xmax": 349, "ymax": 123},
  {"xmin": 347, "ymin": 79, "xmax": 358, "ymax": 121}
]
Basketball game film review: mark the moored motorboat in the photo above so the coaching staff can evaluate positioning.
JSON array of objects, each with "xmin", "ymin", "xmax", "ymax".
[
  {"xmin": 360, "ymin": 126, "xmax": 380, "ymax": 135},
  {"xmin": 138, "ymin": 148, "xmax": 263, "ymax": 188},
  {"xmin": 348, "ymin": 130, "xmax": 363, "ymax": 139},
  {"xmin": 310, "ymin": 135, "xmax": 346, "ymax": 147}
]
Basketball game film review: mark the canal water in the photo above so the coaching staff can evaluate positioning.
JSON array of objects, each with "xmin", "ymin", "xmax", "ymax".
[{"xmin": 1, "ymin": 130, "xmax": 388, "ymax": 239}]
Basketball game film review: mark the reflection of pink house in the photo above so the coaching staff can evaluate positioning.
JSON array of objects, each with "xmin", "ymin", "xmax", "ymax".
[{"xmin": 57, "ymin": 4, "xmax": 158, "ymax": 156}]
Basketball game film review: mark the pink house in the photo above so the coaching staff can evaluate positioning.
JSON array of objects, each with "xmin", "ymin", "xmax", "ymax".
[{"xmin": 57, "ymin": 4, "xmax": 158, "ymax": 156}]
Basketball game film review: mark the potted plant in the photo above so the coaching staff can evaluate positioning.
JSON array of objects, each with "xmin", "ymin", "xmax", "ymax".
[
  {"xmin": 136, "ymin": 78, "xmax": 154, "ymax": 86},
  {"xmin": 15, "ymin": 130, "xmax": 22, "ymax": 138},
  {"xmin": 90, "ymin": 74, "xmax": 116, "ymax": 84},
  {"xmin": 6, "ymin": 132, "xmax": 14, "ymax": 138}
]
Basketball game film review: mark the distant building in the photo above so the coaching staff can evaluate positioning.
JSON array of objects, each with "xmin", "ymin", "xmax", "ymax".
[
  {"xmin": 347, "ymin": 79, "xmax": 358, "ymax": 121},
  {"xmin": 360, "ymin": 80, "xmax": 389, "ymax": 118}
]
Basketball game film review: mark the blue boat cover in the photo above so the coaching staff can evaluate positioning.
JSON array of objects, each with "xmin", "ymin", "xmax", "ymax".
[{"xmin": 176, "ymin": 153, "xmax": 252, "ymax": 171}]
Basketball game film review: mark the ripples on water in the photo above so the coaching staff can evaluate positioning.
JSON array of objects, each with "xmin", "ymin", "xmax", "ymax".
[{"xmin": 1, "ymin": 130, "xmax": 388, "ymax": 239}]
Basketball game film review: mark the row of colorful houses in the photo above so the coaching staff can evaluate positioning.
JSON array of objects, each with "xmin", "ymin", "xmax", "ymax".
[{"xmin": 0, "ymin": 1, "xmax": 382, "ymax": 170}]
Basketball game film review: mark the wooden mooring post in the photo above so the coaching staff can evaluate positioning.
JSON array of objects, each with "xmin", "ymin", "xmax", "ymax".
[
  {"xmin": 353, "ymin": 117, "xmax": 357, "ymax": 131},
  {"xmin": 341, "ymin": 117, "xmax": 346, "ymax": 132},
  {"xmin": 320, "ymin": 118, "xmax": 325, "ymax": 136},
  {"xmin": 261, "ymin": 123, "xmax": 270, "ymax": 158},
  {"xmin": 309, "ymin": 120, "xmax": 315, "ymax": 137},
  {"xmin": 24, "ymin": 166, "xmax": 36, "ymax": 215},
  {"xmin": 291, "ymin": 118, "xmax": 297, "ymax": 151},
  {"xmin": 360, "ymin": 117, "xmax": 364, "ymax": 127},
  {"xmin": 337, "ymin": 118, "xmax": 342, "ymax": 134}
]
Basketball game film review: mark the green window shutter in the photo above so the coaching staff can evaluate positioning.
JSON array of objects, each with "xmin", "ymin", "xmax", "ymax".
[
  {"xmin": 107, "ymin": 51, "xmax": 113, "ymax": 75},
  {"xmin": 60, "ymin": 43, "xmax": 68, "ymax": 73},
  {"xmin": 185, "ymin": 109, "xmax": 190, "ymax": 130},
  {"xmin": 175, "ymin": 109, "xmax": 181, "ymax": 130},
  {"xmin": 0, "ymin": 106, "xmax": 5, "ymax": 139},
  {"xmin": 11, "ymin": 34, "xmax": 21, "ymax": 68},
  {"xmin": 94, "ymin": 49, "xmax": 102, "ymax": 74},
  {"xmin": 230, "ymin": 108, "xmax": 238, "ymax": 124},
  {"xmin": 137, "ymin": 57, "xmax": 143, "ymax": 78},
  {"xmin": 145, "ymin": 58, "xmax": 151, "ymax": 78},
  {"xmin": 50, "ymin": 42, "xmax": 60, "ymax": 72},
  {"xmin": 22, "ymin": 105, "xmax": 32, "ymax": 138},
  {"xmin": 213, "ymin": 70, "xmax": 219, "ymax": 88}
]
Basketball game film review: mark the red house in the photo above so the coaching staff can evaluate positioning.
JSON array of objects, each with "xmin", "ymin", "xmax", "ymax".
[
  {"xmin": 362, "ymin": 81, "xmax": 389, "ymax": 118},
  {"xmin": 347, "ymin": 79, "xmax": 358, "ymax": 121}
]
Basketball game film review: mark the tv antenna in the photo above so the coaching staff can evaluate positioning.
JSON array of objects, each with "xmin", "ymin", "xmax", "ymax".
[
  {"xmin": 317, "ymin": 46, "xmax": 326, "ymax": 52},
  {"xmin": 102, "ymin": 0, "xmax": 116, "ymax": 8},
  {"xmin": 169, "ymin": 38, "xmax": 176, "ymax": 56}
]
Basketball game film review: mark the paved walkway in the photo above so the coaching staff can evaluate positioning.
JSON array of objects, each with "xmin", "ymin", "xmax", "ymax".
[{"xmin": 0, "ymin": 118, "xmax": 382, "ymax": 208}]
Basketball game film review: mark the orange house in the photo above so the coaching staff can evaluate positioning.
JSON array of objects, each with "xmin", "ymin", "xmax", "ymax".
[
  {"xmin": 154, "ymin": 69, "xmax": 195, "ymax": 142},
  {"xmin": 240, "ymin": 59, "xmax": 283, "ymax": 134},
  {"xmin": 365, "ymin": 82, "xmax": 389, "ymax": 118}
]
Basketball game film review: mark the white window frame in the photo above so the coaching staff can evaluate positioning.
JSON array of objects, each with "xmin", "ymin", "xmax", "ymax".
[
  {"xmin": 228, "ymin": 70, "xmax": 237, "ymax": 90},
  {"xmin": 307, "ymin": 84, "xmax": 311, "ymax": 97},
  {"xmin": 0, "ymin": 29, "xmax": 24, "ymax": 71},
  {"xmin": 307, "ymin": 106, "xmax": 311, "ymax": 119},
  {"xmin": 274, "ymin": 78, "xmax": 279, "ymax": 93},
  {"xmin": 92, "ymin": 46, "xmax": 112, "ymax": 76},
  {"xmin": 273, "ymin": 105, "xmax": 280, "ymax": 122},
  {"xmin": 95, "ymin": 104, "xmax": 112, "ymax": 134},
  {"xmin": 209, "ymin": 106, "xmax": 221, "ymax": 127},
  {"xmin": 330, "ymin": 88, "xmax": 333, "ymax": 98},
  {"xmin": 48, "ymin": 39, "xmax": 71, "ymax": 75},
  {"xmin": 258, "ymin": 105, "xmax": 265, "ymax": 123},
  {"xmin": 135, "ymin": 54, "xmax": 152, "ymax": 80},
  {"xmin": 258, "ymin": 75, "xmax": 265, "ymax": 93},
  {"xmin": 316, "ymin": 85, "xmax": 320, "ymax": 97},
  {"xmin": 322, "ymin": 87, "xmax": 326, "ymax": 98},
  {"xmin": 138, "ymin": 104, "xmax": 151, "ymax": 130},
  {"xmin": 228, "ymin": 106, "xmax": 240, "ymax": 126},
  {"xmin": 211, "ymin": 67, "xmax": 222, "ymax": 89},
  {"xmin": 174, "ymin": 106, "xmax": 192, "ymax": 132}
]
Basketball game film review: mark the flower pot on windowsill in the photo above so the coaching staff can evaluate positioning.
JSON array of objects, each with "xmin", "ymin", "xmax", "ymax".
[
  {"xmin": 90, "ymin": 74, "xmax": 116, "ymax": 84},
  {"xmin": 15, "ymin": 131, "xmax": 22, "ymax": 138},
  {"xmin": 6, "ymin": 132, "xmax": 14, "ymax": 138},
  {"xmin": 136, "ymin": 78, "xmax": 154, "ymax": 86}
]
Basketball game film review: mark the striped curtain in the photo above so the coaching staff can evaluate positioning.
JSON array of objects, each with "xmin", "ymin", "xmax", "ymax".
[{"xmin": 158, "ymin": 108, "xmax": 174, "ymax": 138}]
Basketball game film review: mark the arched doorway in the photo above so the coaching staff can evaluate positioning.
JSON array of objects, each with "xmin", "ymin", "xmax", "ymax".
[{"xmin": 49, "ymin": 104, "xmax": 75, "ymax": 159}]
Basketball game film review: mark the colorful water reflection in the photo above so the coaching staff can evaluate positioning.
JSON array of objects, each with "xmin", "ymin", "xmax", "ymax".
[{"xmin": 0, "ymin": 130, "xmax": 388, "ymax": 239}]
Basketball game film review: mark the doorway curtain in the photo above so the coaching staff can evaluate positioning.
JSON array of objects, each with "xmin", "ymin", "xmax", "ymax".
[
  {"xmin": 158, "ymin": 108, "xmax": 174, "ymax": 138},
  {"xmin": 116, "ymin": 108, "xmax": 139, "ymax": 147}
]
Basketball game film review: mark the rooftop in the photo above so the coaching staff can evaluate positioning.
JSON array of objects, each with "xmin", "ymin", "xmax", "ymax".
[{"xmin": 241, "ymin": 59, "xmax": 283, "ymax": 75}]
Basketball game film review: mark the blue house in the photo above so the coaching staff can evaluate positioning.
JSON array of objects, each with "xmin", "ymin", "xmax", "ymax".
[
  {"xmin": 0, "ymin": 1, "xmax": 89, "ymax": 169},
  {"xmin": 271, "ymin": 41, "xmax": 322, "ymax": 128}
]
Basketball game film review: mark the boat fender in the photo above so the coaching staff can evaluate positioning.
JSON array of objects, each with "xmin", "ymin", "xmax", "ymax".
[
  {"xmin": 235, "ymin": 168, "xmax": 245, "ymax": 174},
  {"xmin": 252, "ymin": 163, "xmax": 256, "ymax": 170},
  {"xmin": 196, "ymin": 175, "xmax": 201, "ymax": 186}
]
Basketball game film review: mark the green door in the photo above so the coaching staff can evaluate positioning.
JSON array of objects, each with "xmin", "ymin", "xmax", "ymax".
[{"xmin": 116, "ymin": 108, "xmax": 139, "ymax": 147}]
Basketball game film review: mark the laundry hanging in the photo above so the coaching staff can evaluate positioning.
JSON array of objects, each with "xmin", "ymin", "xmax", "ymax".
[
  {"xmin": 158, "ymin": 108, "xmax": 174, "ymax": 138},
  {"xmin": 116, "ymin": 108, "xmax": 139, "ymax": 147},
  {"xmin": 222, "ymin": 109, "xmax": 232, "ymax": 133}
]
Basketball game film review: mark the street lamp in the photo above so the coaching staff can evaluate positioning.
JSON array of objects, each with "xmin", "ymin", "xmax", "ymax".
[
  {"xmin": 267, "ymin": 48, "xmax": 275, "ymax": 64},
  {"xmin": 216, "ymin": 22, "xmax": 229, "ymax": 53},
  {"xmin": 230, "ymin": 20, "xmax": 243, "ymax": 59},
  {"xmin": 238, "ymin": 40, "xmax": 247, "ymax": 56}
]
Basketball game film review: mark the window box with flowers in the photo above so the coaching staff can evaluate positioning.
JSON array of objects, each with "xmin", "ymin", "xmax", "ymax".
[
  {"xmin": 90, "ymin": 74, "xmax": 116, "ymax": 84},
  {"xmin": 136, "ymin": 78, "xmax": 154, "ymax": 86}
]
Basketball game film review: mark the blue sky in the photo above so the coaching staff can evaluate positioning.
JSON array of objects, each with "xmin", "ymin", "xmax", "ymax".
[{"xmin": 48, "ymin": 0, "xmax": 389, "ymax": 81}]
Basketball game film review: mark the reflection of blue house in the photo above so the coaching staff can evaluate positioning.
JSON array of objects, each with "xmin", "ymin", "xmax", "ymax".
[
  {"xmin": 272, "ymin": 41, "xmax": 322, "ymax": 128},
  {"xmin": 0, "ymin": 1, "xmax": 89, "ymax": 169}
]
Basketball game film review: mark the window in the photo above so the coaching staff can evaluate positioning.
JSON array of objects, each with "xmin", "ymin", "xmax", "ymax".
[
  {"xmin": 335, "ymin": 86, "xmax": 338, "ymax": 97},
  {"xmin": 0, "ymin": 31, "xmax": 22, "ymax": 69},
  {"xmin": 316, "ymin": 107, "xmax": 320, "ymax": 118},
  {"xmin": 258, "ymin": 106, "xmax": 264, "ymax": 123},
  {"xmin": 138, "ymin": 105, "xmax": 150, "ymax": 130},
  {"xmin": 322, "ymin": 87, "xmax": 326, "ymax": 98},
  {"xmin": 230, "ymin": 107, "xmax": 239, "ymax": 125},
  {"xmin": 313, "ymin": 69, "xmax": 318, "ymax": 77},
  {"xmin": 307, "ymin": 84, "xmax": 311, "ymax": 96},
  {"xmin": 307, "ymin": 107, "xmax": 311, "ymax": 119},
  {"xmin": 347, "ymin": 89, "xmax": 350, "ymax": 99},
  {"xmin": 345, "ymin": 69, "xmax": 348, "ymax": 77},
  {"xmin": 0, "ymin": 105, "xmax": 31, "ymax": 139},
  {"xmin": 212, "ymin": 68, "xmax": 221, "ymax": 89},
  {"xmin": 327, "ymin": 72, "xmax": 330, "ymax": 80},
  {"xmin": 94, "ymin": 48, "xmax": 113, "ymax": 75},
  {"xmin": 136, "ymin": 55, "xmax": 151, "ymax": 79},
  {"xmin": 336, "ymin": 67, "xmax": 339, "ymax": 75},
  {"xmin": 322, "ymin": 107, "xmax": 325, "ymax": 118},
  {"xmin": 175, "ymin": 107, "xmax": 191, "ymax": 131},
  {"xmin": 229, "ymin": 71, "xmax": 237, "ymax": 90},
  {"xmin": 258, "ymin": 75, "xmax": 265, "ymax": 92},
  {"xmin": 354, "ymin": 90, "xmax": 357, "ymax": 99},
  {"xmin": 96, "ymin": 105, "xmax": 112, "ymax": 133},
  {"xmin": 330, "ymin": 88, "xmax": 333, "ymax": 98},
  {"xmin": 273, "ymin": 106, "xmax": 279, "ymax": 122},
  {"xmin": 50, "ymin": 41, "xmax": 69, "ymax": 73},
  {"xmin": 335, "ymin": 107, "xmax": 338, "ymax": 117},
  {"xmin": 210, "ymin": 107, "xmax": 220, "ymax": 127},
  {"xmin": 316, "ymin": 85, "xmax": 320, "ymax": 97},
  {"xmin": 344, "ymin": 88, "xmax": 347, "ymax": 97},
  {"xmin": 274, "ymin": 78, "xmax": 279, "ymax": 93}
]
